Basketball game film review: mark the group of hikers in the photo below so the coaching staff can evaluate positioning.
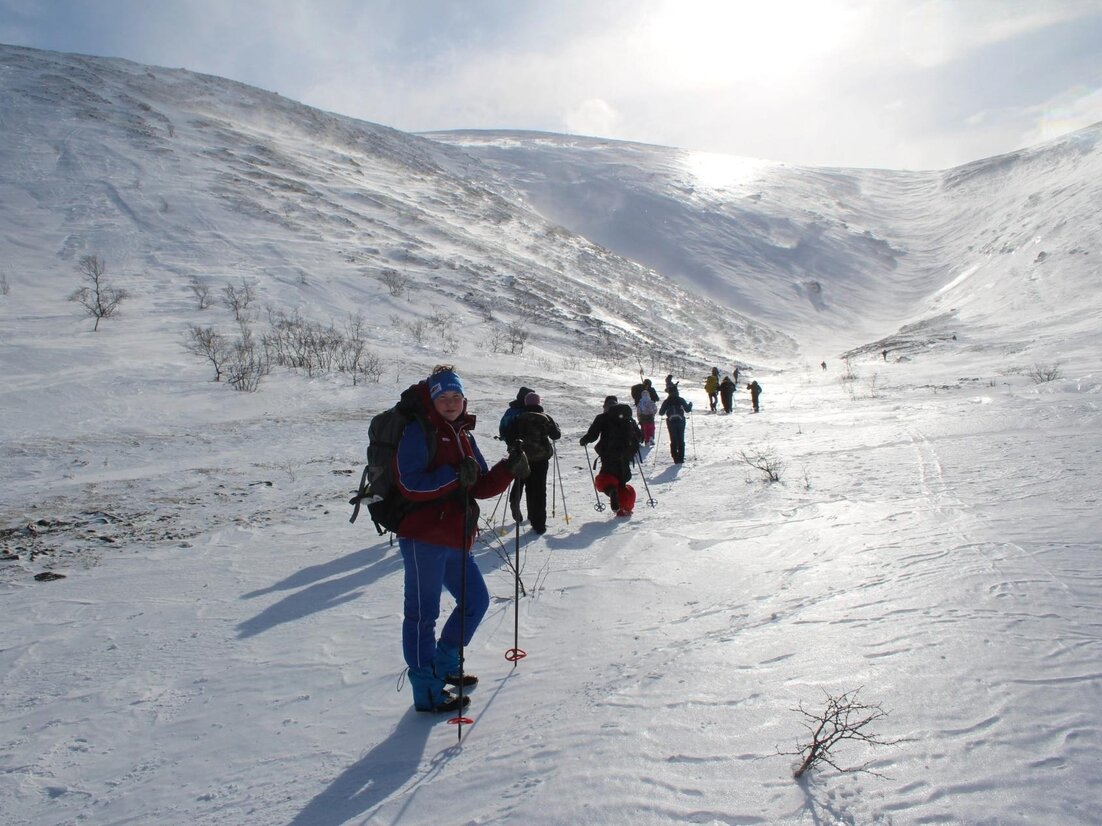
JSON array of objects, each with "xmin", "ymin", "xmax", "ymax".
[
  {"xmin": 703, "ymin": 365, "xmax": 762, "ymax": 414},
  {"xmin": 375, "ymin": 363, "xmax": 764, "ymax": 714}
]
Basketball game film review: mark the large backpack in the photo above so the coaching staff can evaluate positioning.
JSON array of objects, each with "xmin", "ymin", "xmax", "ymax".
[
  {"xmin": 599, "ymin": 403, "xmax": 642, "ymax": 460},
  {"xmin": 637, "ymin": 394, "xmax": 658, "ymax": 417},
  {"xmin": 514, "ymin": 411, "xmax": 555, "ymax": 462},
  {"xmin": 349, "ymin": 385, "xmax": 435, "ymax": 535}
]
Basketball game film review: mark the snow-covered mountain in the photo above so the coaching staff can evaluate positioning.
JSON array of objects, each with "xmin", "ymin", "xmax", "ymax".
[
  {"xmin": 3, "ymin": 44, "xmax": 1102, "ymax": 826},
  {"xmin": 0, "ymin": 42, "xmax": 789, "ymax": 372},
  {"xmin": 427, "ymin": 126, "xmax": 1102, "ymax": 360}
]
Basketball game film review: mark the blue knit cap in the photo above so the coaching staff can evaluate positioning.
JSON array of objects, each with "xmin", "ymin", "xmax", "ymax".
[{"xmin": 428, "ymin": 369, "xmax": 465, "ymax": 400}]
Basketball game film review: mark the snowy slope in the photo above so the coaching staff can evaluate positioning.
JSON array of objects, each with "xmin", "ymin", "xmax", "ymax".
[
  {"xmin": 427, "ymin": 127, "xmax": 1102, "ymax": 363},
  {"xmin": 2, "ymin": 44, "xmax": 1102, "ymax": 826}
]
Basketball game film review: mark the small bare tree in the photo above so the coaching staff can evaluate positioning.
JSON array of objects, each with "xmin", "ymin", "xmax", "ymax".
[
  {"xmin": 222, "ymin": 279, "xmax": 255, "ymax": 321},
  {"xmin": 378, "ymin": 268, "xmax": 411, "ymax": 298},
  {"xmin": 1027, "ymin": 362, "xmax": 1062, "ymax": 384},
  {"xmin": 189, "ymin": 277, "xmax": 213, "ymax": 310},
  {"xmin": 69, "ymin": 255, "xmax": 129, "ymax": 331},
  {"xmin": 740, "ymin": 447, "xmax": 785, "ymax": 483},
  {"xmin": 404, "ymin": 318, "xmax": 429, "ymax": 346},
  {"xmin": 782, "ymin": 687, "xmax": 902, "ymax": 779},
  {"xmin": 507, "ymin": 321, "xmax": 529, "ymax": 355},
  {"xmin": 0, "ymin": 271, "xmax": 10, "ymax": 296},
  {"xmin": 183, "ymin": 324, "xmax": 230, "ymax": 382},
  {"xmin": 224, "ymin": 322, "xmax": 268, "ymax": 391}
]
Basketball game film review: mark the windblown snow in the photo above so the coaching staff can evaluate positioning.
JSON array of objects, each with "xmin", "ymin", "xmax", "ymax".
[{"xmin": 2, "ymin": 43, "xmax": 1101, "ymax": 825}]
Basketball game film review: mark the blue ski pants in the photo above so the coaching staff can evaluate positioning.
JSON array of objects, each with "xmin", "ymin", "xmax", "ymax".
[{"xmin": 399, "ymin": 538, "xmax": 490, "ymax": 671}]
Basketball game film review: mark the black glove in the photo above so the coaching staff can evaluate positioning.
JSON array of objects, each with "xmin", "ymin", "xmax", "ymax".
[
  {"xmin": 506, "ymin": 448, "xmax": 530, "ymax": 481},
  {"xmin": 579, "ymin": 437, "xmax": 589, "ymax": 447},
  {"xmin": 457, "ymin": 457, "xmax": 480, "ymax": 488}
]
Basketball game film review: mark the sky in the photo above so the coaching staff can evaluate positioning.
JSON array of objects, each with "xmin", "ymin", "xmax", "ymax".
[{"xmin": 3, "ymin": 0, "xmax": 1102, "ymax": 170}]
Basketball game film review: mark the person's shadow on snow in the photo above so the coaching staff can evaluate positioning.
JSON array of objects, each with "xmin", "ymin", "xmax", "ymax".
[
  {"xmin": 236, "ymin": 543, "xmax": 402, "ymax": 638},
  {"xmin": 288, "ymin": 710, "xmax": 448, "ymax": 826}
]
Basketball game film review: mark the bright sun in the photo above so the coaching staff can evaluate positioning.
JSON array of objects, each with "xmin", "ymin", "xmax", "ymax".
[{"xmin": 645, "ymin": 0, "xmax": 860, "ymax": 86}]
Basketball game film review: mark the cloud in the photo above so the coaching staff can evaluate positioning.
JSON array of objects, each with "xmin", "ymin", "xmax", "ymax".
[
  {"xmin": 4, "ymin": 0, "xmax": 1102, "ymax": 170},
  {"xmin": 563, "ymin": 99, "xmax": 623, "ymax": 138}
]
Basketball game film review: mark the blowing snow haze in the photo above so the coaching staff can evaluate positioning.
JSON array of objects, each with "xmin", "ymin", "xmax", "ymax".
[{"xmin": 3, "ymin": 42, "xmax": 1101, "ymax": 368}]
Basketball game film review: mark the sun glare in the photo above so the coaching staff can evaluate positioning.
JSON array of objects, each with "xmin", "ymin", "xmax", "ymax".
[
  {"xmin": 684, "ymin": 150, "xmax": 776, "ymax": 191},
  {"xmin": 646, "ymin": 0, "xmax": 859, "ymax": 86}
]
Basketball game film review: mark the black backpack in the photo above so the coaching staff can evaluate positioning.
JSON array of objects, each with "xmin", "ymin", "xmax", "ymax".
[
  {"xmin": 600, "ymin": 403, "xmax": 642, "ymax": 460},
  {"xmin": 514, "ymin": 411, "xmax": 555, "ymax": 462},
  {"xmin": 349, "ymin": 385, "xmax": 436, "ymax": 535}
]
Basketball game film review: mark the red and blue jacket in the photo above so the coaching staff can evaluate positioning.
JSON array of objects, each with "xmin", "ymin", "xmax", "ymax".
[{"xmin": 395, "ymin": 383, "xmax": 513, "ymax": 550}]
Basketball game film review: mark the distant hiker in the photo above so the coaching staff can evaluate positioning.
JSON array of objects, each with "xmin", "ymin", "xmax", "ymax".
[
  {"xmin": 820, "ymin": 361, "xmax": 827, "ymax": 371},
  {"xmin": 637, "ymin": 388, "xmax": 659, "ymax": 446},
  {"xmin": 395, "ymin": 366, "xmax": 530, "ymax": 713},
  {"xmin": 664, "ymin": 374, "xmax": 678, "ymax": 394},
  {"xmin": 882, "ymin": 349, "xmax": 889, "ymax": 361},
  {"xmin": 502, "ymin": 391, "xmax": 561, "ymax": 535},
  {"xmin": 631, "ymin": 379, "xmax": 659, "ymax": 445},
  {"xmin": 746, "ymin": 380, "xmax": 762, "ymax": 413},
  {"xmin": 719, "ymin": 376, "xmax": 736, "ymax": 414},
  {"xmin": 579, "ymin": 395, "xmax": 642, "ymax": 516},
  {"xmin": 659, "ymin": 387, "xmax": 693, "ymax": 463},
  {"xmin": 704, "ymin": 367, "xmax": 720, "ymax": 413},
  {"xmin": 499, "ymin": 385, "xmax": 534, "ymax": 441},
  {"xmin": 733, "ymin": 366, "xmax": 740, "ymax": 384}
]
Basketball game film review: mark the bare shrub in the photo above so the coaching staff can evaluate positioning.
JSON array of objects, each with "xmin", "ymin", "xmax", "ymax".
[
  {"xmin": 740, "ymin": 447, "xmax": 785, "ymax": 483},
  {"xmin": 1027, "ymin": 362, "xmax": 1062, "ymax": 384},
  {"xmin": 488, "ymin": 326, "xmax": 509, "ymax": 354},
  {"xmin": 183, "ymin": 324, "xmax": 230, "ymax": 382},
  {"xmin": 337, "ymin": 313, "xmax": 384, "ymax": 384},
  {"xmin": 781, "ymin": 687, "xmax": 902, "ymax": 779},
  {"xmin": 0, "ymin": 271, "xmax": 10, "ymax": 296},
  {"xmin": 379, "ymin": 268, "xmax": 411, "ymax": 298},
  {"xmin": 224, "ymin": 322, "xmax": 268, "ymax": 392},
  {"xmin": 222, "ymin": 279, "xmax": 255, "ymax": 321},
  {"xmin": 839, "ymin": 358, "xmax": 858, "ymax": 383},
  {"xmin": 506, "ymin": 321, "xmax": 529, "ymax": 354},
  {"xmin": 69, "ymin": 255, "xmax": 129, "ymax": 331},
  {"xmin": 404, "ymin": 318, "xmax": 428, "ymax": 346},
  {"xmin": 189, "ymin": 277, "xmax": 213, "ymax": 310}
]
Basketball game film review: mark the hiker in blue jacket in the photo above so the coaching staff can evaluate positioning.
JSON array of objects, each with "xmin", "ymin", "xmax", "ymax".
[{"xmin": 394, "ymin": 366, "xmax": 528, "ymax": 713}]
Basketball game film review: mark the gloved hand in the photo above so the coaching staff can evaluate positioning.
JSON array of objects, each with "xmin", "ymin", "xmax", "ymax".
[
  {"xmin": 506, "ymin": 448, "xmax": 530, "ymax": 481},
  {"xmin": 579, "ymin": 437, "xmax": 589, "ymax": 447},
  {"xmin": 457, "ymin": 457, "xmax": 480, "ymax": 488}
]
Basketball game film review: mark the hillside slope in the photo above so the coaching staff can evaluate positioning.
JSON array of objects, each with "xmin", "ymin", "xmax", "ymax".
[
  {"xmin": 428, "ymin": 127, "xmax": 1102, "ymax": 363},
  {"xmin": 0, "ymin": 43, "xmax": 783, "ymax": 375}
]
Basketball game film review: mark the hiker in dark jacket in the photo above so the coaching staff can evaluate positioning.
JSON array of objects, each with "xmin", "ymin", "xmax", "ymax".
[
  {"xmin": 395, "ymin": 366, "xmax": 529, "ymax": 714},
  {"xmin": 719, "ymin": 376, "xmax": 736, "ymax": 414},
  {"xmin": 746, "ymin": 380, "xmax": 762, "ymax": 413},
  {"xmin": 579, "ymin": 395, "xmax": 641, "ymax": 516},
  {"xmin": 502, "ymin": 391, "xmax": 561, "ymax": 534},
  {"xmin": 498, "ymin": 385, "xmax": 534, "ymax": 441},
  {"xmin": 658, "ymin": 387, "xmax": 693, "ymax": 463}
]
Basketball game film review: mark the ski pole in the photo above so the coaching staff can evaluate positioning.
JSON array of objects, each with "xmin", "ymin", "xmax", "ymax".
[
  {"xmin": 652, "ymin": 420, "xmax": 662, "ymax": 467},
  {"xmin": 553, "ymin": 442, "xmax": 570, "ymax": 524},
  {"xmin": 635, "ymin": 447, "xmax": 657, "ymax": 507},
  {"xmin": 583, "ymin": 444, "xmax": 606, "ymax": 511},
  {"xmin": 448, "ymin": 488, "xmax": 475, "ymax": 735},
  {"xmin": 505, "ymin": 518, "xmax": 527, "ymax": 665},
  {"xmin": 689, "ymin": 412, "xmax": 697, "ymax": 461},
  {"xmin": 550, "ymin": 444, "xmax": 557, "ymax": 519}
]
